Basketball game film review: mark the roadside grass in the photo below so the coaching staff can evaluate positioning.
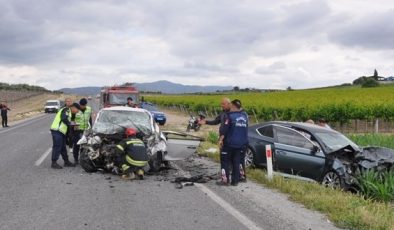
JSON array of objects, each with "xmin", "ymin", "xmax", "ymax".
[
  {"xmin": 358, "ymin": 169, "xmax": 394, "ymax": 203},
  {"xmin": 196, "ymin": 131, "xmax": 394, "ymax": 230}
]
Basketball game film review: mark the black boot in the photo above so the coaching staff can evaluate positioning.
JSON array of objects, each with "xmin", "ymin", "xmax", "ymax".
[
  {"xmin": 51, "ymin": 161, "xmax": 63, "ymax": 169},
  {"xmin": 64, "ymin": 161, "xmax": 76, "ymax": 167}
]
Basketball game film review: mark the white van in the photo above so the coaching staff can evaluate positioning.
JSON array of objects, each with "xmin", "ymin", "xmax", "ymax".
[{"xmin": 44, "ymin": 100, "xmax": 61, "ymax": 113}]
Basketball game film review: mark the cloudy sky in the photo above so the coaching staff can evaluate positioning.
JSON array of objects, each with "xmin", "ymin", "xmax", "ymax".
[{"xmin": 0, "ymin": 0, "xmax": 393, "ymax": 90}]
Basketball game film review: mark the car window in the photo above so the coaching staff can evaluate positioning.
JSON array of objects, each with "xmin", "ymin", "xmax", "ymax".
[
  {"xmin": 275, "ymin": 126, "xmax": 314, "ymax": 150},
  {"xmin": 257, "ymin": 125, "xmax": 274, "ymax": 138}
]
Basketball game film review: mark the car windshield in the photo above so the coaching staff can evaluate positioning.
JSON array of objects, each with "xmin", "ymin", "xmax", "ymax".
[
  {"xmin": 46, "ymin": 102, "xmax": 58, "ymax": 106},
  {"xmin": 141, "ymin": 103, "xmax": 158, "ymax": 111},
  {"xmin": 93, "ymin": 110, "xmax": 152, "ymax": 135},
  {"xmin": 314, "ymin": 132, "xmax": 359, "ymax": 152},
  {"xmin": 109, "ymin": 94, "xmax": 138, "ymax": 105}
]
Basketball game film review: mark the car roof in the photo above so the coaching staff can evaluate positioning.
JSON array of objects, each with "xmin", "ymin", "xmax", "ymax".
[{"xmin": 250, "ymin": 121, "xmax": 337, "ymax": 134}]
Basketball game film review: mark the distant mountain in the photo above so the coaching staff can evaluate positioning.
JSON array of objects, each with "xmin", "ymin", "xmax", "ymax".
[{"xmin": 59, "ymin": 80, "xmax": 233, "ymax": 95}]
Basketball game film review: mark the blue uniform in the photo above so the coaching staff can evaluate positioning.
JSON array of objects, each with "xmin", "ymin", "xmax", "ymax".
[{"xmin": 221, "ymin": 110, "xmax": 249, "ymax": 184}]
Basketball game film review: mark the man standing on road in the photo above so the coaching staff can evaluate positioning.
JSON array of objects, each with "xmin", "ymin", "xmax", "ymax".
[
  {"xmin": 64, "ymin": 98, "xmax": 72, "ymax": 108},
  {"xmin": 72, "ymin": 98, "xmax": 92, "ymax": 164},
  {"xmin": 199, "ymin": 98, "xmax": 231, "ymax": 183},
  {"xmin": 50, "ymin": 103, "xmax": 80, "ymax": 169},
  {"xmin": 0, "ymin": 102, "xmax": 11, "ymax": 127},
  {"xmin": 219, "ymin": 99, "xmax": 249, "ymax": 186}
]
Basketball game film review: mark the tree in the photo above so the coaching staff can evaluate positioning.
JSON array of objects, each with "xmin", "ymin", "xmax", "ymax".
[
  {"xmin": 373, "ymin": 69, "xmax": 379, "ymax": 80},
  {"xmin": 233, "ymin": 86, "xmax": 240, "ymax": 91},
  {"xmin": 287, "ymin": 86, "xmax": 293, "ymax": 91}
]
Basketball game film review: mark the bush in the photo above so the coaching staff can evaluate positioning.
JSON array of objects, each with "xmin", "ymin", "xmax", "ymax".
[
  {"xmin": 362, "ymin": 78, "xmax": 379, "ymax": 88},
  {"xmin": 358, "ymin": 169, "xmax": 394, "ymax": 203},
  {"xmin": 207, "ymin": 131, "xmax": 219, "ymax": 144}
]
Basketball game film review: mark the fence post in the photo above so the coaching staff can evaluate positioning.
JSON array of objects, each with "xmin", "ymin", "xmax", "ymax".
[
  {"xmin": 252, "ymin": 108, "xmax": 259, "ymax": 123},
  {"xmin": 374, "ymin": 119, "xmax": 379, "ymax": 134}
]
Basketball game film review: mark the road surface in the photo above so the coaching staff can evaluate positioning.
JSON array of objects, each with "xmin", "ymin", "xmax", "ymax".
[{"xmin": 0, "ymin": 103, "xmax": 339, "ymax": 230}]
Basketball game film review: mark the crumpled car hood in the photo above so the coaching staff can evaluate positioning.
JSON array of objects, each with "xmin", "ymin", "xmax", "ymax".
[
  {"xmin": 356, "ymin": 146, "xmax": 394, "ymax": 169},
  {"xmin": 327, "ymin": 145, "xmax": 394, "ymax": 169}
]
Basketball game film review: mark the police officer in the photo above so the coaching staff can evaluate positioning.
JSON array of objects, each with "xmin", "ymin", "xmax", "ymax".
[
  {"xmin": 219, "ymin": 99, "xmax": 249, "ymax": 186},
  {"xmin": 50, "ymin": 103, "xmax": 80, "ymax": 169},
  {"xmin": 115, "ymin": 128, "xmax": 149, "ymax": 180},
  {"xmin": 72, "ymin": 98, "xmax": 92, "ymax": 164}
]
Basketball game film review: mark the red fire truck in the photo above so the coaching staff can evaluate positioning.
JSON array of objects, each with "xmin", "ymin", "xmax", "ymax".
[{"xmin": 99, "ymin": 85, "xmax": 139, "ymax": 108}]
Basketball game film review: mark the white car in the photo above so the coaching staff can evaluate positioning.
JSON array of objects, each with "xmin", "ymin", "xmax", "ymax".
[
  {"xmin": 44, "ymin": 100, "xmax": 61, "ymax": 113},
  {"xmin": 78, "ymin": 106, "xmax": 202, "ymax": 173}
]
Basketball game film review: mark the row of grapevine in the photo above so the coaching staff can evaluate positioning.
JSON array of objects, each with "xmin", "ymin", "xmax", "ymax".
[{"xmin": 145, "ymin": 85, "xmax": 394, "ymax": 122}]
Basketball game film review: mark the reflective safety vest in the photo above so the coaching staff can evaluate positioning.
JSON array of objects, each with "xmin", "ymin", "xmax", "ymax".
[
  {"xmin": 75, "ymin": 106, "xmax": 92, "ymax": 130},
  {"xmin": 116, "ymin": 139, "xmax": 149, "ymax": 170},
  {"xmin": 50, "ymin": 108, "xmax": 70, "ymax": 135}
]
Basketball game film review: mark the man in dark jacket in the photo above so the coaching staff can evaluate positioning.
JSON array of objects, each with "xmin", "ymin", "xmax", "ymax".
[
  {"xmin": 1, "ymin": 103, "xmax": 11, "ymax": 127},
  {"xmin": 219, "ymin": 99, "xmax": 249, "ymax": 186},
  {"xmin": 199, "ymin": 98, "xmax": 232, "ymax": 184}
]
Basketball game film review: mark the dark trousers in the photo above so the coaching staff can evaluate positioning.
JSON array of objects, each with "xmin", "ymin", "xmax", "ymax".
[
  {"xmin": 1, "ymin": 115, "xmax": 7, "ymax": 127},
  {"xmin": 240, "ymin": 148, "xmax": 246, "ymax": 179},
  {"xmin": 220, "ymin": 147, "xmax": 233, "ymax": 183},
  {"xmin": 72, "ymin": 131, "xmax": 83, "ymax": 161},
  {"xmin": 51, "ymin": 130, "xmax": 69, "ymax": 162},
  {"xmin": 221, "ymin": 147, "xmax": 242, "ymax": 184}
]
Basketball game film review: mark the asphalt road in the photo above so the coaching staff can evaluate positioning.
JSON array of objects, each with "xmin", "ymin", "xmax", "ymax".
[{"xmin": 0, "ymin": 102, "xmax": 340, "ymax": 230}]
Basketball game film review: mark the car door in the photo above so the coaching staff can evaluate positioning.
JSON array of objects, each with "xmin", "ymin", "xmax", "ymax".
[
  {"xmin": 251, "ymin": 125, "xmax": 275, "ymax": 166},
  {"xmin": 273, "ymin": 126, "xmax": 326, "ymax": 180},
  {"xmin": 161, "ymin": 131, "xmax": 203, "ymax": 161}
]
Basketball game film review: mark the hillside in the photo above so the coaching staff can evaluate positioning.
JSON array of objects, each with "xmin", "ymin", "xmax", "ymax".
[{"xmin": 59, "ymin": 80, "xmax": 233, "ymax": 95}]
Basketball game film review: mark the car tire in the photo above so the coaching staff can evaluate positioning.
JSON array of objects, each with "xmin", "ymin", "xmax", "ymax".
[
  {"xmin": 159, "ymin": 121, "xmax": 166, "ymax": 126},
  {"xmin": 79, "ymin": 148, "xmax": 98, "ymax": 173},
  {"xmin": 244, "ymin": 147, "xmax": 255, "ymax": 168},
  {"xmin": 186, "ymin": 125, "xmax": 191, "ymax": 132},
  {"xmin": 321, "ymin": 171, "xmax": 344, "ymax": 189}
]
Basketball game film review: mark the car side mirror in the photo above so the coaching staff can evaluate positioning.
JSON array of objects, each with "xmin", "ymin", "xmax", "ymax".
[{"xmin": 312, "ymin": 145, "xmax": 320, "ymax": 153}]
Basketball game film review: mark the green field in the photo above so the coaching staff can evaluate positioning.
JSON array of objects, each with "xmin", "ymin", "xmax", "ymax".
[{"xmin": 146, "ymin": 84, "xmax": 394, "ymax": 123}]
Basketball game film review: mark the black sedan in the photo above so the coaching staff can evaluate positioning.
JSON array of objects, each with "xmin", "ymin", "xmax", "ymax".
[{"xmin": 246, "ymin": 121, "xmax": 394, "ymax": 190}]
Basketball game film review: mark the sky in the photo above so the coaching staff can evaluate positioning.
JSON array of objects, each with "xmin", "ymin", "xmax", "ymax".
[{"xmin": 0, "ymin": 0, "xmax": 394, "ymax": 90}]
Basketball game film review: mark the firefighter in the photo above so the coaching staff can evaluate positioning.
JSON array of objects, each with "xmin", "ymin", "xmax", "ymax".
[
  {"xmin": 115, "ymin": 128, "xmax": 149, "ymax": 180},
  {"xmin": 50, "ymin": 103, "xmax": 80, "ymax": 169},
  {"xmin": 72, "ymin": 98, "xmax": 92, "ymax": 164}
]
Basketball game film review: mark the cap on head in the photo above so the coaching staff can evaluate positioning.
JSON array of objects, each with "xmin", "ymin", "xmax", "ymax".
[
  {"xmin": 231, "ymin": 99, "xmax": 242, "ymax": 109},
  {"xmin": 79, "ymin": 98, "xmax": 88, "ymax": 106},
  {"xmin": 70, "ymin": 103, "xmax": 81, "ymax": 110},
  {"xmin": 125, "ymin": 128, "xmax": 137, "ymax": 137}
]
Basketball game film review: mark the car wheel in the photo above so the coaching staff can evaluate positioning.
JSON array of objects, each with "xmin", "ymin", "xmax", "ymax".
[
  {"xmin": 159, "ymin": 121, "xmax": 166, "ymax": 126},
  {"xmin": 321, "ymin": 171, "xmax": 343, "ymax": 189},
  {"xmin": 244, "ymin": 147, "xmax": 255, "ymax": 168},
  {"xmin": 186, "ymin": 125, "xmax": 191, "ymax": 132},
  {"xmin": 79, "ymin": 148, "xmax": 98, "ymax": 173}
]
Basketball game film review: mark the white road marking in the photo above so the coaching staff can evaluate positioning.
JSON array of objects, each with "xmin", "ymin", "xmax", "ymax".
[
  {"xmin": 0, "ymin": 115, "xmax": 48, "ymax": 134},
  {"xmin": 175, "ymin": 165, "xmax": 263, "ymax": 230},
  {"xmin": 195, "ymin": 183, "xmax": 263, "ymax": 230},
  {"xmin": 35, "ymin": 148, "xmax": 52, "ymax": 166}
]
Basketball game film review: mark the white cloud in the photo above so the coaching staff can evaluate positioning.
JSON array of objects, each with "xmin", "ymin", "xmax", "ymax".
[{"xmin": 0, "ymin": 0, "xmax": 394, "ymax": 90}]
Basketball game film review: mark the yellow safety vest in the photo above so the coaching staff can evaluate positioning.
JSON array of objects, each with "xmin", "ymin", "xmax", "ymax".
[
  {"xmin": 50, "ymin": 108, "xmax": 70, "ymax": 135},
  {"xmin": 75, "ymin": 106, "xmax": 92, "ymax": 130}
]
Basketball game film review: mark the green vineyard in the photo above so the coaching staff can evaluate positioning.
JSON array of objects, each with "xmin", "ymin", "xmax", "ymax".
[{"xmin": 145, "ymin": 85, "xmax": 394, "ymax": 122}]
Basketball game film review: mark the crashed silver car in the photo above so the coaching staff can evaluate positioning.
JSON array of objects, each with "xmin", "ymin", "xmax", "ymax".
[{"xmin": 78, "ymin": 106, "xmax": 202, "ymax": 173}]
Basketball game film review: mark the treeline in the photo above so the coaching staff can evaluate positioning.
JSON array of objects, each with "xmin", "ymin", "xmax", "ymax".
[{"xmin": 0, "ymin": 82, "xmax": 49, "ymax": 92}]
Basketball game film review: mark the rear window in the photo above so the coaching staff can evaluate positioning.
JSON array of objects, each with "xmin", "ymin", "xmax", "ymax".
[{"xmin": 257, "ymin": 125, "xmax": 274, "ymax": 138}]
